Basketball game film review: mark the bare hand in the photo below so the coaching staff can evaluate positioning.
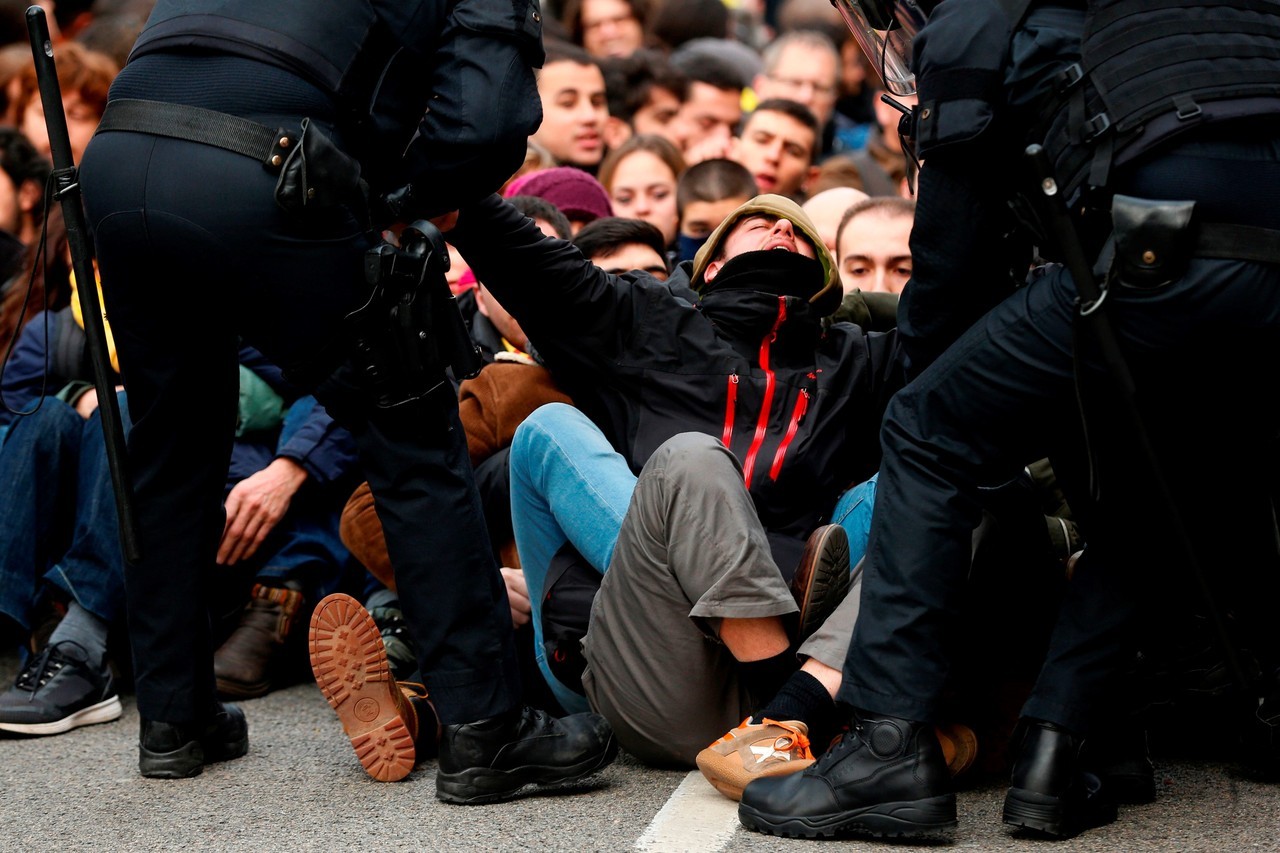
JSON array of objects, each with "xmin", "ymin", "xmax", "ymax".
[
  {"xmin": 501, "ymin": 566, "xmax": 531, "ymax": 628},
  {"xmin": 217, "ymin": 457, "xmax": 308, "ymax": 565},
  {"xmin": 74, "ymin": 384, "xmax": 125, "ymax": 419},
  {"xmin": 429, "ymin": 210, "xmax": 460, "ymax": 233},
  {"xmin": 682, "ymin": 134, "xmax": 734, "ymax": 167}
]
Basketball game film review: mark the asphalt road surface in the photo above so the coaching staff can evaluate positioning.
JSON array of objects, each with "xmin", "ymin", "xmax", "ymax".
[{"xmin": 2, "ymin": 650, "xmax": 1277, "ymax": 852}]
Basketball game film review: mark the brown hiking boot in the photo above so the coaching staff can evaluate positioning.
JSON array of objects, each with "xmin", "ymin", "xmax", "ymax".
[
  {"xmin": 309, "ymin": 593, "xmax": 418, "ymax": 782},
  {"xmin": 696, "ymin": 718, "xmax": 815, "ymax": 801},
  {"xmin": 934, "ymin": 722, "xmax": 979, "ymax": 778},
  {"xmin": 790, "ymin": 525, "xmax": 852, "ymax": 643},
  {"xmin": 214, "ymin": 583, "xmax": 305, "ymax": 699}
]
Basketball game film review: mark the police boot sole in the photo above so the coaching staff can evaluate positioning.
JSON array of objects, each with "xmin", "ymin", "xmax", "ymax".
[
  {"xmin": 309, "ymin": 593, "xmax": 416, "ymax": 782},
  {"xmin": 435, "ymin": 733, "xmax": 618, "ymax": 805},
  {"xmin": 1003, "ymin": 786, "xmax": 1118, "ymax": 838},
  {"xmin": 738, "ymin": 794, "xmax": 957, "ymax": 839}
]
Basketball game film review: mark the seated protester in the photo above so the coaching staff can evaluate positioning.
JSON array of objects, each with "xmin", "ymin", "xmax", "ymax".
[
  {"xmin": 0, "ymin": 127, "xmax": 51, "ymax": 281},
  {"xmin": 751, "ymin": 30, "xmax": 847, "ymax": 162},
  {"xmin": 834, "ymin": 196, "xmax": 915, "ymax": 295},
  {"xmin": 801, "ymin": 186, "xmax": 868, "ymax": 256},
  {"xmin": 0, "ymin": 205, "xmax": 71, "ymax": 373},
  {"xmin": 530, "ymin": 42, "xmax": 609, "ymax": 174},
  {"xmin": 665, "ymin": 52, "xmax": 745, "ymax": 165},
  {"xmin": 572, "ymin": 216, "xmax": 670, "ymax": 281},
  {"xmin": 674, "ymin": 158, "xmax": 758, "ymax": 265},
  {"xmin": 13, "ymin": 41, "xmax": 117, "ymax": 164},
  {"xmin": 444, "ymin": 192, "xmax": 906, "ymax": 787},
  {"xmin": 503, "ymin": 166, "xmax": 614, "ymax": 235},
  {"xmin": 842, "ymin": 84, "xmax": 916, "ymax": 198},
  {"xmin": 597, "ymin": 134, "xmax": 685, "ymax": 253},
  {"xmin": 0, "ymin": 302, "xmax": 357, "ymax": 733},
  {"xmin": 730, "ymin": 99, "xmax": 821, "ymax": 201},
  {"xmin": 560, "ymin": 0, "xmax": 651, "ymax": 60},
  {"xmin": 598, "ymin": 49, "xmax": 688, "ymax": 151}
]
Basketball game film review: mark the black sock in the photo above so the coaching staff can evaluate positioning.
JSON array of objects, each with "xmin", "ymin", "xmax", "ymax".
[
  {"xmin": 754, "ymin": 670, "xmax": 838, "ymax": 749},
  {"xmin": 739, "ymin": 649, "xmax": 799, "ymax": 708}
]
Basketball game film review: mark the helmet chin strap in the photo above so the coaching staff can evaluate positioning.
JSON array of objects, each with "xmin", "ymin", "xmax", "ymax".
[{"xmin": 879, "ymin": 93, "xmax": 921, "ymax": 196}]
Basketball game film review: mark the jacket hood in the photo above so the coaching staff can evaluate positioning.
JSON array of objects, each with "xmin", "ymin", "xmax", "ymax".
[{"xmin": 690, "ymin": 194, "xmax": 840, "ymax": 308}]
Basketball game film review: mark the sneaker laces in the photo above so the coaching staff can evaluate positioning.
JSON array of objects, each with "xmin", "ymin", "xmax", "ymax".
[{"xmin": 13, "ymin": 641, "xmax": 82, "ymax": 699}]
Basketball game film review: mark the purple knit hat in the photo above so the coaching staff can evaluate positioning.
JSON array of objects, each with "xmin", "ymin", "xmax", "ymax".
[{"xmin": 503, "ymin": 167, "xmax": 614, "ymax": 224}]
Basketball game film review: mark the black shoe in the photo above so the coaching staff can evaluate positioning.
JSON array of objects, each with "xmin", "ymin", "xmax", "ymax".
[
  {"xmin": 738, "ymin": 710, "xmax": 957, "ymax": 839},
  {"xmin": 0, "ymin": 641, "xmax": 122, "ymax": 736},
  {"xmin": 1002, "ymin": 719, "xmax": 1117, "ymax": 838},
  {"xmin": 435, "ymin": 706, "xmax": 617, "ymax": 804},
  {"xmin": 139, "ymin": 702, "xmax": 249, "ymax": 779},
  {"xmin": 1081, "ymin": 725, "xmax": 1156, "ymax": 805},
  {"xmin": 790, "ymin": 524, "xmax": 852, "ymax": 644},
  {"xmin": 368, "ymin": 602, "xmax": 418, "ymax": 683}
]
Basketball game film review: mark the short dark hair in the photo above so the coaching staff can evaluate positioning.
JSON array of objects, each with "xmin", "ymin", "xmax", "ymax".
[
  {"xmin": 677, "ymin": 158, "xmax": 758, "ymax": 213},
  {"xmin": 508, "ymin": 194, "xmax": 574, "ymax": 240},
  {"xmin": 599, "ymin": 49, "xmax": 688, "ymax": 122},
  {"xmin": 542, "ymin": 40, "xmax": 600, "ymax": 72},
  {"xmin": 0, "ymin": 127, "xmax": 51, "ymax": 217},
  {"xmin": 573, "ymin": 216, "xmax": 668, "ymax": 267},
  {"xmin": 746, "ymin": 98, "xmax": 820, "ymax": 139},
  {"xmin": 835, "ymin": 196, "xmax": 916, "ymax": 256},
  {"xmin": 669, "ymin": 51, "xmax": 742, "ymax": 92}
]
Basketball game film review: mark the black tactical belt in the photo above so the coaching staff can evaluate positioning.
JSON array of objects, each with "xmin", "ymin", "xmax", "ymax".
[
  {"xmin": 95, "ymin": 98, "xmax": 296, "ymax": 170},
  {"xmin": 1196, "ymin": 222, "xmax": 1280, "ymax": 265}
]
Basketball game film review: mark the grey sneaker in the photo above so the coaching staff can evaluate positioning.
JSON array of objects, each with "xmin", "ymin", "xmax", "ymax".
[{"xmin": 0, "ymin": 641, "xmax": 122, "ymax": 735}]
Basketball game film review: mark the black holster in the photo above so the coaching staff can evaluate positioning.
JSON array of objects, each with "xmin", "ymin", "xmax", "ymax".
[
  {"xmin": 346, "ymin": 221, "xmax": 482, "ymax": 409},
  {"xmin": 1106, "ymin": 194, "xmax": 1197, "ymax": 291}
]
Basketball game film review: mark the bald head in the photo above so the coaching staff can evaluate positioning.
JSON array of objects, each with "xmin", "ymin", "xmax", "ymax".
[{"xmin": 802, "ymin": 186, "xmax": 870, "ymax": 254}]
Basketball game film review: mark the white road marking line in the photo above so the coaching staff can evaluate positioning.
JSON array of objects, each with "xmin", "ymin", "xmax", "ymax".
[{"xmin": 635, "ymin": 771, "xmax": 740, "ymax": 852}]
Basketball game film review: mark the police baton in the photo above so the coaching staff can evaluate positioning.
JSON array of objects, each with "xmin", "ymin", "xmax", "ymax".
[
  {"xmin": 26, "ymin": 5, "xmax": 141, "ymax": 563},
  {"xmin": 1024, "ymin": 143, "xmax": 1254, "ymax": 696}
]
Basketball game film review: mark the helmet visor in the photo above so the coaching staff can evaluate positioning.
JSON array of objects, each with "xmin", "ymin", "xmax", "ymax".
[{"xmin": 831, "ymin": 0, "xmax": 928, "ymax": 96}]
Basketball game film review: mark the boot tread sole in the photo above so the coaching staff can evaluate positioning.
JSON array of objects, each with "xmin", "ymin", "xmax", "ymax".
[{"xmin": 309, "ymin": 593, "xmax": 415, "ymax": 783}]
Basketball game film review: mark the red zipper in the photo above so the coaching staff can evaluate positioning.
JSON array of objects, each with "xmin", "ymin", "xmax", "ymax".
[
  {"xmin": 770, "ymin": 388, "xmax": 810, "ymax": 480},
  {"xmin": 721, "ymin": 373, "xmax": 738, "ymax": 446},
  {"xmin": 742, "ymin": 297, "xmax": 787, "ymax": 486}
]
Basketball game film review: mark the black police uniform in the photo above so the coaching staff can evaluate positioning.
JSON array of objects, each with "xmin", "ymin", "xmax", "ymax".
[
  {"xmin": 738, "ymin": 0, "xmax": 1280, "ymax": 839},
  {"xmin": 78, "ymin": 0, "xmax": 542, "ymax": 729},
  {"xmin": 844, "ymin": 0, "xmax": 1280, "ymax": 735}
]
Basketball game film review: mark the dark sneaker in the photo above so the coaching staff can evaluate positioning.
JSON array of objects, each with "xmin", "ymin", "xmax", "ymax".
[
  {"xmin": 139, "ymin": 702, "xmax": 249, "ymax": 778},
  {"xmin": 0, "ymin": 641, "xmax": 122, "ymax": 736},
  {"xmin": 436, "ymin": 706, "xmax": 618, "ymax": 805},
  {"xmin": 738, "ymin": 710, "xmax": 957, "ymax": 839},
  {"xmin": 214, "ymin": 583, "xmax": 306, "ymax": 699},
  {"xmin": 1002, "ymin": 719, "xmax": 1117, "ymax": 838},
  {"xmin": 368, "ymin": 602, "xmax": 418, "ymax": 683},
  {"xmin": 309, "ymin": 593, "xmax": 418, "ymax": 782},
  {"xmin": 790, "ymin": 525, "xmax": 852, "ymax": 643}
]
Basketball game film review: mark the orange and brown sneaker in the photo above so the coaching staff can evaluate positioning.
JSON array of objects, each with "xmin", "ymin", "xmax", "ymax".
[
  {"xmin": 696, "ymin": 718, "xmax": 814, "ymax": 801},
  {"xmin": 309, "ymin": 593, "xmax": 418, "ymax": 782}
]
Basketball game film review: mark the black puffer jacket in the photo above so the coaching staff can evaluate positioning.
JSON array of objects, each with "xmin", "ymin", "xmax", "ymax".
[{"xmin": 452, "ymin": 195, "xmax": 904, "ymax": 557}]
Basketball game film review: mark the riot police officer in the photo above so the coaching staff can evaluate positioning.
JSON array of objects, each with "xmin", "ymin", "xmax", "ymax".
[
  {"xmin": 739, "ymin": 0, "xmax": 1280, "ymax": 840},
  {"xmin": 78, "ymin": 0, "xmax": 618, "ymax": 797}
]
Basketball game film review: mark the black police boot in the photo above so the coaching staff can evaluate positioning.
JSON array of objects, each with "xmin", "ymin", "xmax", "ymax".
[
  {"xmin": 1002, "ymin": 718, "xmax": 1117, "ymax": 838},
  {"xmin": 738, "ymin": 709, "xmax": 957, "ymax": 839},
  {"xmin": 435, "ymin": 705, "xmax": 617, "ymax": 804},
  {"xmin": 1081, "ymin": 724, "xmax": 1156, "ymax": 805},
  {"xmin": 139, "ymin": 702, "xmax": 249, "ymax": 778}
]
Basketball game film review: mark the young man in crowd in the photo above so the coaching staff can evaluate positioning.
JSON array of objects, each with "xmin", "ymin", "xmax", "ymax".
[
  {"xmin": 531, "ymin": 42, "xmax": 610, "ymax": 173},
  {"xmin": 730, "ymin": 98, "xmax": 821, "ymax": 200}
]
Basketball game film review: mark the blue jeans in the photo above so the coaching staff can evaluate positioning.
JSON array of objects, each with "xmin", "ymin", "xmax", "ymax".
[
  {"xmin": 510, "ymin": 403, "xmax": 880, "ymax": 712},
  {"xmin": 509, "ymin": 404, "xmax": 636, "ymax": 713},
  {"xmin": 0, "ymin": 396, "xmax": 130, "ymax": 629}
]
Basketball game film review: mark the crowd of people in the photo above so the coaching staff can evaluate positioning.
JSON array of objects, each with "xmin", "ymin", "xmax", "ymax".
[{"xmin": 0, "ymin": 0, "xmax": 1277, "ymax": 843}]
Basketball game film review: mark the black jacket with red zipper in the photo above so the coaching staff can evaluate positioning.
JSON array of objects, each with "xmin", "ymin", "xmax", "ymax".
[{"xmin": 451, "ymin": 194, "xmax": 906, "ymax": 569}]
